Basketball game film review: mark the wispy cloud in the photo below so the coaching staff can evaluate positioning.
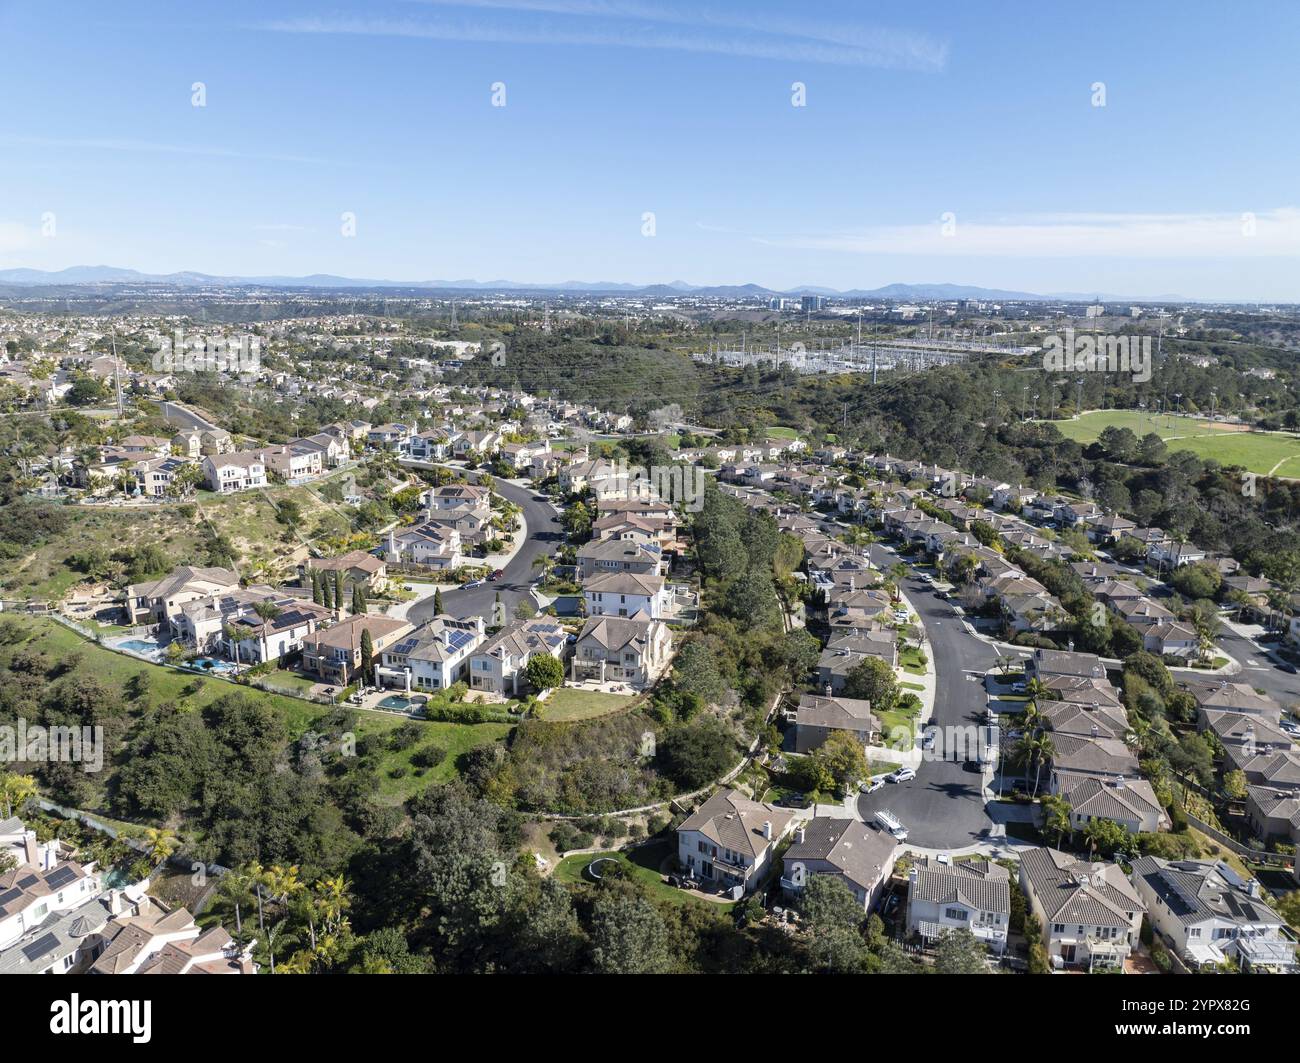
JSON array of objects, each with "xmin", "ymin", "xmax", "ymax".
[
  {"xmin": 263, "ymin": 4, "xmax": 948, "ymax": 71},
  {"xmin": 754, "ymin": 209, "xmax": 1300, "ymax": 258}
]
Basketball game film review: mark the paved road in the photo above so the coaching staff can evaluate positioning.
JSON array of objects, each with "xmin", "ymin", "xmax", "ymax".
[
  {"xmin": 1211, "ymin": 625, "xmax": 1300, "ymax": 710},
  {"xmin": 853, "ymin": 543, "xmax": 1000, "ymax": 849},
  {"xmin": 1141, "ymin": 579, "xmax": 1300, "ymax": 709},
  {"xmin": 404, "ymin": 473, "xmax": 564, "ymax": 627},
  {"xmin": 159, "ymin": 400, "xmax": 218, "ymax": 431}
]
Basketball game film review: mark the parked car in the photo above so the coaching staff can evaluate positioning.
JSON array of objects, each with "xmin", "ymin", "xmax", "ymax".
[
  {"xmin": 887, "ymin": 767, "xmax": 916, "ymax": 784},
  {"xmin": 1278, "ymin": 662, "xmax": 1298, "ymax": 675},
  {"xmin": 464, "ymin": 578, "xmax": 486, "ymax": 588},
  {"xmin": 488, "ymin": 568, "xmax": 505, "ymax": 581},
  {"xmin": 918, "ymin": 573, "xmax": 934, "ymax": 584},
  {"xmin": 777, "ymin": 793, "xmax": 812, "ymax": 809},
  {"xmin": 860, "ymin": 777, "xmax": 886, "ymax": 794},
  {"xmin": 921, "ymin": 730, "xmax": 936, "ymax": 752}
]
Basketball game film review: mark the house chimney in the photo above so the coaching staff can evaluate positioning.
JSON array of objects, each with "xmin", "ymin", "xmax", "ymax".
[
  {"xmin": 23, "ymin": 831, "xmax": 39, "ymax": 867},
  {"xmin": 762, "ymin": 820, "xmax": 772, "ymax": 840},
  {"xmin": 824, "ymin": 684, "xmax": 833, "ymax": 697},
  {"xmin": 794, "ymin": 827, "xmax": 805, "ymax": 845}
]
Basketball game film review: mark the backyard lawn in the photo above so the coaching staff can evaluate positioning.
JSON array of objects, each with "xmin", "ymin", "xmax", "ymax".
[
  {"xmin": 539, "ymin": 687, "xmax": 636, "ymax": 722},
  {"xmin": 553, "ymin": 840, "xmax": 738, "ymax": 910}
]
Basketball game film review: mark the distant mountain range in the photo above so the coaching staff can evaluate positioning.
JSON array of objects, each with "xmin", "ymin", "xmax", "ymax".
[{"xmin": 0, "ymin": 266, "xmax": 1189, "ymax": 303}]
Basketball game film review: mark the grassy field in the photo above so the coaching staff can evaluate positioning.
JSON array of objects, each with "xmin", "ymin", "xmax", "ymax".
[
  {"xmin": 1049, "ymin": 410, "xmax": 1300, "ymax": 477},
  {"xmin": 767, "ymin": 426, "xmax": 801, "ymax": 440},
  {"xmin": 4, "ymin": 617, "xmax": 511, "ymax": 806},
  {"xmin": 539, "ymin": 687, "xmax": 636, "ymax": 722}
]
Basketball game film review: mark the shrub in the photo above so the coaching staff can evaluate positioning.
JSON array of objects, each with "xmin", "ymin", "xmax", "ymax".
[{"xmin": 411, "ymin": 745, "xmax": 447, "ymax": 769}]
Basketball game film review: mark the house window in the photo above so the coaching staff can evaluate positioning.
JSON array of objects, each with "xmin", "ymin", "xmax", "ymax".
[
  {"xmin": 944, "ymin": 907, "xmax": 967, "ymax": 922},
  {"xmin": 1052, "ymin": 923, "xmax": 1065, "ymax": 934}
]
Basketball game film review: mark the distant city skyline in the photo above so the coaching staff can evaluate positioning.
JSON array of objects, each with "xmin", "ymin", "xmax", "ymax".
[{"xmin": 1, "ymin": 1, "xmax": 1297, "ymax": 301}]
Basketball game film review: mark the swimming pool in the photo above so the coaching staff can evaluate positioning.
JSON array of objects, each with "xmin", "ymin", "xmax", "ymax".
[
  {"xmin": 377, "ymin": 695, "xmax": 414, "ymax": 712},
  {"xmin": 116, "ymin": 637, "xmax": 166, "ymax": 657},
  {"xmin": 186, "ymin": 657, "xmax": 237, "ymax": 674}
]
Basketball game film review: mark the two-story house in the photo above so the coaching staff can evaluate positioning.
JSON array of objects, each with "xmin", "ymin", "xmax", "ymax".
[
  {"xmin": 905, "ymin": 856, "xmax": 1010, "ymax": 955},
  {"xmin": 675, "ymin": 789, "xmax": 794, "ymax": 895},
  {"xmin": 1019, "ymin": 847, "xmax": 1146, "ymax": 971}
]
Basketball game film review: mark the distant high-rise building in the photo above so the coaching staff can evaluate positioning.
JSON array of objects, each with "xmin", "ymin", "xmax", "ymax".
[{"xmin": 800, "ymin": 294, "xmax": 824, "ymax": 312}]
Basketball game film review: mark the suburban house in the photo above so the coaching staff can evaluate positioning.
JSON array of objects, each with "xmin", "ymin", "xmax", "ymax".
[
  {"xmin": 1129, "ymin": 855, "xmax": 1298, "ymax": 973},
  {"xmin": 132, "ymin": 455, "xmax": 195, "ymax": 497},
  {"xmin": 202, "ymin": 451, "xmax": 267, "ymax": 493},
  {"xmin": 576, "ymin": 538, "xmax": 663, "ymax": 581},
  {"xmin": 170, "ymin": 589, "xmax": 333, "ymax": 664},
  {"xmin": 780, "ymin": 817, "xmax": 899, "ymax": 912},
  {"xmin": 377, "ymin": 616, "xmax": 485, "ymax": 692},
  {"xmin": 816, "ymin": 631, "xmax": 899, "ymax": 694},
  {"xmin": 0, "ymin": 851, "xmax": 102, "ymax": 953},
  {"xmin": 1054, "ymin": 774, "xmax": 1169, "ymax": 835},
  {"xmin": 675, "ymin": 789, "xmax": 795, "ymax": 895},
  {"xmin": 1246, "ymin": 786, "xmax": 1300, "ymax": 845},
  {"xmin": 1018, "ymin": 847, "xmax": 1146, "ymax": 972},
  {"xmin": 88, "ymin": 905, "xmax": 256, "ymax": 975},
  {"xmin": 301, "ymin": 615, "xmax": 414, "ymax": 684},
  {"xmin": 570, "ymin": 615, "xmax": 672, "ymax": 689},
  {"xmin": 255, "ymin": 441, "xmax": 324, "ymax": 484},
  {"xmin": 384, "ymin": 522, "xmax": 463, "ymax": 570},
  {"xmin": 124, "ymin": 565, "xmax": 240, "ymax": 625},
  {"xmin": 296, "ymin": 431, "xmax": 351, "ymax": 468},
  {"xmin": 172, "ymin": 427, "xmax": 232, "ymax": 457},
  {"xmin": 905, "ymin": 856, "xmax": 1010, "ymax": 955},
  {"xmin": 583, "ymin": 571, "xmax": 670, "ymax": 620},
  {"xmin": 305, "ymin": 550, "xmax": 389, "ymax": 592},
  {"xmin": 467, "ymin": 617, "xmax": 568, "ymax": 696},
  {"xmin": 788, "ymin": 692, "xmax": 881, "ymax": 753}
]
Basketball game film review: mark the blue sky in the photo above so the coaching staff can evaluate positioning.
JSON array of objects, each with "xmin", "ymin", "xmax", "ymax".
[{"xmin": 1, "ymin": 1, "xmax": 1297, "ymax": 300}]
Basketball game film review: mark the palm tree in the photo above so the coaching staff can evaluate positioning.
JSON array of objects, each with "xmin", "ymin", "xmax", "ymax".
[
  {"xmin": 217, "ymin": 867, "xmax": 256, "ymax": 938},
  {"xmin": 259, "ymin": 864, "xmax": 306, "ymax": 975},
  {"xmin": 222, "ymin": 622, "xmax": 243, "ymax": 666},
  {"xmin": 141, "ymin": 827, "xmax": 179, "ymax": 865},
  {"xmin": 1014, "ymin": 732, "xmax": 1054, "ymax": 797},
  {"xmin": 250, "ymin": 600, "xmax": 282, "ymax": 658},
  {"xmin": 1041, "ymin": 794, "xmax": 1072, "ymax": 847}
]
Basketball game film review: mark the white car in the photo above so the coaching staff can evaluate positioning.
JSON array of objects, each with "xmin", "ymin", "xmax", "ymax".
[
  {"xmin": 860, "ymin": 777, "xmax": 886, "ymax": 794},
  {"xmin": 887, "ymin": 767, "xmax": 916, "ymax": 784},
  {"xmin": 918, "ymin": 573, "xmax": 934, "ymax": 584}
]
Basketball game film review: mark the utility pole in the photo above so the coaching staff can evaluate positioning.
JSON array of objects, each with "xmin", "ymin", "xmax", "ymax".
[{"xmin": 1074, "ymin": 377, "xmax": 1085, "ymax": 419}]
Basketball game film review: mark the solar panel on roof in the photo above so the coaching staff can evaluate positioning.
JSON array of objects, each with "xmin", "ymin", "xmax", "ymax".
[
  {"xmin": 45, "ymin": 865, "xmax": 78, "ymax": 890},
  {"xmin": 0, "ymin": 887, "xmax": 22, "ymax": 907},
  {"xmin": 17, "ymin": 874, "xmax": 38, "ymax": 888},
  {"xmin": 22, "ymin": 931, "xmax": 60, "ymax": 962}
]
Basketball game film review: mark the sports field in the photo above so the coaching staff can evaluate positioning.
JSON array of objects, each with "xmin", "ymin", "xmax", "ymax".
[{"xmin": 1050, "ymin": 410, "xmax": 1300, "ymax": 477}]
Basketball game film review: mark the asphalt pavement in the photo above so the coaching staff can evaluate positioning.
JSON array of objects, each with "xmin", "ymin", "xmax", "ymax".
[
  {"xmin": 404, "ymin": 475, "xmax": 564, "ymax": 626},
  {"xmin": 853, "ymin": 543, "xmax": 1000, "ymax": 849}
]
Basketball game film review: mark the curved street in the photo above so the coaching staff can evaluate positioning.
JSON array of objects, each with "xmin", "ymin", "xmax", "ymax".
[
  {"xmin": 853, "ymin": 544, "xmax": 999, "ymax": 849},
  {"xmin": 403, "ymin": 471, "xmax": 564, "ymax": 627}
]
